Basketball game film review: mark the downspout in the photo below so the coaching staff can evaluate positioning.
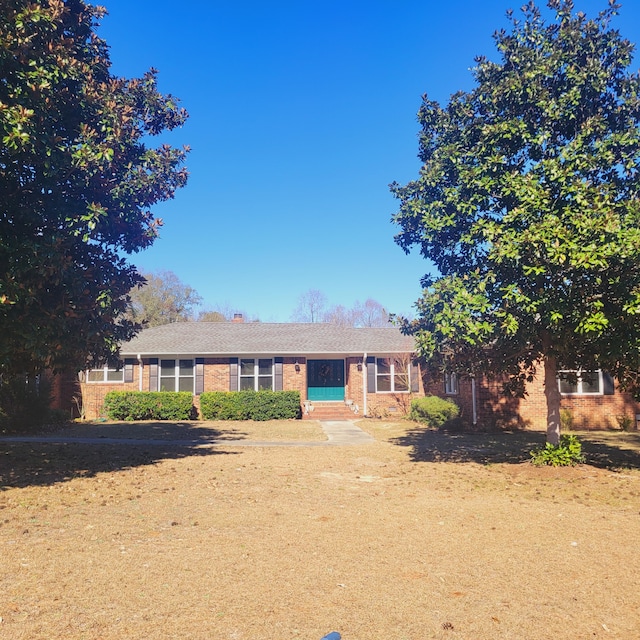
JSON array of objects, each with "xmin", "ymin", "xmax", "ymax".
[
  {"xmin": 362, "ymin": 352, "xmax": 368, "ymax": 417},
  {"xmin": 471, "ymin": 374, "xmax": 477, "ymax": 426},
  {"xmin": 137, "ymin": 354, "xmax": 143, "ymax": 391}
]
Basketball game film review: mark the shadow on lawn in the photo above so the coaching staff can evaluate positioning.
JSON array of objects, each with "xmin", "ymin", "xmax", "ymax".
[
  {"xmin": 0, "ymin": 421, "xmax": 242, "ymax": 490},
  {"xmin": 392, "ymin": 427, "xmax": 640, "ymax": 470},
  {"xmin": 580, "ymin": 432, "xmax": 640, "ymax": 470}
]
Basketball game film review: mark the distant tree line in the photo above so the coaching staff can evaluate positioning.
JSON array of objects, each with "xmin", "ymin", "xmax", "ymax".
[
  {"xmin": 128, "ymin": 274, "xmax": 391, "ymax": 328},
  {"xmin": 290, "ymin": 289, "xmax": 390, "ymax": 327}
]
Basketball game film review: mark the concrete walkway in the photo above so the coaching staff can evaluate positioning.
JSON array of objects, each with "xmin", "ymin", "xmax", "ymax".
[{"xmin": 0, "ymin": 421, "xmax": 374, "ymax": 448}]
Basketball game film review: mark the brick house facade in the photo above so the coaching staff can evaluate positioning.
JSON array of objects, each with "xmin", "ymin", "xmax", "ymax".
[
  {"xmin": 64, "ymin": 319, "xmax": 640, "ymax": 429},
  {"xmin": 427, "ymin": 370, "xmax": 640, "ymax": 431},
  {"xmin": 76, "ymin": 321, "xmax": 422, "ymax": 420}
]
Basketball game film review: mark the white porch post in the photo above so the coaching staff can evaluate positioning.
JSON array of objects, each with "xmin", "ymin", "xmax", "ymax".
[
  {"xmin": 471, "ymin": 374, "xmax": 477, "ymax": 426},
  {"xmin": 362, "ymin": 352, "xmax": 368, "ymax": 417}
]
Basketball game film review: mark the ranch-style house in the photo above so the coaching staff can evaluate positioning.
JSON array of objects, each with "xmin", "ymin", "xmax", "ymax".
[{"xmin": 50, "ymin": 316, "xmax": 640, "ymax": 430}]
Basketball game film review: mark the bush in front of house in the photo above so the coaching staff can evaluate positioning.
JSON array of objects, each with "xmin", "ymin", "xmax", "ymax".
[
  {"xmin": 200, "ymin": 390, "xmax": 301, "ymax": 421},
  {"xmin": 103, "ymin": 391, "xmax": 195, "ymax": 421},
  {"xmin": 530, "ymin": 434, "xmax": 585, "ymax": 467},
  {"xmin": 409, "ymin": 395, "xmax": 460, "ymax": 428}
]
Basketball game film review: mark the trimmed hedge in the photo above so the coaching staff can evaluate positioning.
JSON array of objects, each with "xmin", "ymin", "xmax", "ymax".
[
  {"xmin": 409, "ymin": 395, "xmax": 460, "ymax": 428},
  {"xmin": 103, "ymin": 391, "xmax": 195, "ymax": 421},
  {"xmin": 200, "ymin": 390, "xmax": 301, "ymax": 421}
]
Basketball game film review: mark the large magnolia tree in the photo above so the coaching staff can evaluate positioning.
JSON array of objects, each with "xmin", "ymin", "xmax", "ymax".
[
  {"xmin": 0, "ymin": 1, "xmax": 188, "ymax": 375},
  {"xmin": 391, "ymin": 0, "xmax": 640, "ymax": 444}
]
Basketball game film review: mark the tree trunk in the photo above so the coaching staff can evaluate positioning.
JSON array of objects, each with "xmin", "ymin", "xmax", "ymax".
[{"xmin": 543, "ymin": 354, "xmax": 561, "ymax": 446}]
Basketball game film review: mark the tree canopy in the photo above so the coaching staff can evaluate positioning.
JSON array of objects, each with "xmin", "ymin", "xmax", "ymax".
[
  {"xmin": 391, "ymin": 0, "xmax": 640, "ymax": 444},
  {"xmin": 0, "ymin": 1, "xmax": 188, "ymax": 375},
  {"xmin": 127, "ymin": 270, "xmax": 202, "ymax": 327}
]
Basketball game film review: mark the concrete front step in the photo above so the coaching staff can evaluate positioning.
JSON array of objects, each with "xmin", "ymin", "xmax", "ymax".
[{"xmin": 302, "ymin": 402, "xmax": 360, "ymax": 421}]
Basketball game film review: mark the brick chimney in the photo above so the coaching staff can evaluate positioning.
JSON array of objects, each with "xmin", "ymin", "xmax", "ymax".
[{"xmin": 232, "ymin": 313, "xmax": 244, "ymax": 323}]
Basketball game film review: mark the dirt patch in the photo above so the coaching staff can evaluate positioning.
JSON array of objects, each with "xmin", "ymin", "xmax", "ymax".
[{"xmin": 1, "ymin": 420, "xmax": 640, "ymax": 639}]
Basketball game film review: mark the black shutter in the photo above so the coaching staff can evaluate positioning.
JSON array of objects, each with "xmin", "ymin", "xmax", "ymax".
[
  {"xmin": 229, "ymin": 358, "xmax": 238, "ymax": 391},
  {"xmin": 148, "ymin": 358, "xmax": 158, "ymax": 391},
  {"xmin": 367, "ymin": 356, "xmax": 376, "ymax": 393},
  {"xmin": 124, "ymin": 358, "xmax": 135, "ymax": 384},
  {"xmin": 603, "ymin": 371, "xmax": 615, "ymax": 395},
  {"xmin": 410, "ymin": 361, "xmax": 419, "ymax": 393},
  {"xmin": 195, "ymin": 358, "xmax": 205, "ymax": 395},
  {"xmin": 274, "ymin": 357, "xmax": 283, "ymax": 391}
]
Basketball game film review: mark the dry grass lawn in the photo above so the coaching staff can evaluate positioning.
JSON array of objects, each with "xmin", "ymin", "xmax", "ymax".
[{"xmin": 1, "ymin": 418, "xmax": 640, "ymax": 639}]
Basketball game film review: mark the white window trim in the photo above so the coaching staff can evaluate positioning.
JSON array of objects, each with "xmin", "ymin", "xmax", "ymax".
[
  {"xmin": 444, "ymin": 372, "xmax": 459, "ymax": 395},
  {"xmin": 86, "ymin": 365, "xmax": 124, "ymax": 383},
  {"xmin": 239, "ymin": 357, "xmax": 274, "ymax": 391},
  {"xmin": 558, "ymin": 369, "xmax": 604, "ymax": 396},
  {"xmin": 159, "ymin": 358, "xmax": 195, "ymax": 393},
  {"xmin": 375, "ymin": 357, "xmax": 410, "ymax": 394}
]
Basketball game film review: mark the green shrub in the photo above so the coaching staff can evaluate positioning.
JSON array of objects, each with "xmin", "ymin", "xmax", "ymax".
[
  {"xmin": 103, "ymin": 391, "xmax": 195, "ymax": 421},
  {"xmin": 530, "ymin": 434, "xmax": 585, "ymax": 467},
  {"xmin": 560, "ymin": 408, "xmax": 574, "ymax": 431},
  {"xmin": 615, "ymin": 414, "xmax": 635, "ymax": 431},
  {"xmin": 409, "ymin": 395, "xmax": 460, "ymax": 428},
  {"xmin": 200, "ymin": 390, "xmax": 301, "ymax": 421}
]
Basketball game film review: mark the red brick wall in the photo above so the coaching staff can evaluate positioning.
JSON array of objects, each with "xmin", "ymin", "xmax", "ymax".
[
  {"xmin": 361, "ymin": 358, "xmax": 425, "ymax": 418},
  {"xmin": 470, "ymin": 371, "xmax": 640, "ymax": 431},
  {"xmin": 77, "ymin": 357, "xmax": 639, "ymax": 429},
  {"xmin": 283, "ymin": 357, "xmax": 306, "ymax": 400},
  {"xmin": 79, "ymin": 372, "xmax": 138, "ymax": 420},
  {"xmin": 519, "ymin": 372, "xmax": 640, "ymax": 431},
  {"xmin": 47, "ymin": 371, "xmax": 83, "ymax": 418},
  {"xmin": 78, "ymin": 357, "xmax": 311, "ymax": 419}
]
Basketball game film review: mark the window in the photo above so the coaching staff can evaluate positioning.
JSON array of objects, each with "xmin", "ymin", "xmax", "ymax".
[
  {"xmin": 87, "ymin": 365, "xmax": 124, "ymax": 383},
  {"xmin": 376, "ymin": 358, "xmax": 409, "ymax": 392},
  {"xmin": 558, "ymin": 370, "xmax": 602, "ymax": 395},
  {"xmin": 239, "ymin": 358, "xmax": 273, "ymax": 391},
  {"xmin": 159, "ymin": 359, "xmax": 194, "ymax": 392},
  {"xmin": 444, "ymin": 372, "xmax": 458, "ymax": 395}
]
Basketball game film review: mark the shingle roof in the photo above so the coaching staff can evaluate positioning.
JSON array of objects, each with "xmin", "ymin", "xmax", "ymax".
[{"xmin": 120, "ymin": 322, "xmax": 415, "ymax": 357}]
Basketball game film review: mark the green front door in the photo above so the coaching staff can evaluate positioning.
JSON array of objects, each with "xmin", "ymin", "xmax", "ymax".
[{"xmin": 307, "ymin": 359, "xmax": 345, "ymax": 401}]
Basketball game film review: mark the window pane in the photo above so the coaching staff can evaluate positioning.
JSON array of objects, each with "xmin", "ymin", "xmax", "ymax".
[
  {"xmin": 178, "ymin": 377, "xmax": 193, "ymax": 392},
  {"xmin": 106, "ymin": 368, "xmax": 123, "ymax": 382},
  {"xmin": 377, "ymin": 358, "xmax": 390, "ymax": 374},
  {"xmin": 88, "ymin": 369, "xmax": 104, "ymax": 382},
  {"xmin": 559, "ymin": 377, "xmax": 578, "ymax": 394},
  {"xmin": 240, "ymin": 359, "xmax": 254, "ymax": 375},
  {"xmin": 377, "ymin": 375, "xmax": 391, "ymax": 392},
  {"xmin": 160, "ymin": 360, "xmax": 175, "ymax": 376},
  {"xmin": 581, "ymin": 371, "xmax": 600, "ymax": 394},
  {"xmin": 159, "ymin": 378, "xmax": 174, "ymax": 392},
  {"xmin": 258, "ymin": 376, "xmax": 272, "ymax": 391},
  {"xmin": 445, "ymin": 373, "xmax": 458, "ymax": 395},
  {"xmin": 179, "ymin": 360, "xmax": 193, "ymax": 375},
  {"xmin": 258, "ymin": 359, "xmax": 272, "ymax": 375},
  {"xmin": 240, "ymin": 377, "xmax": 254, "ymax": 391},
  {"xmin": 394, "ymin": 376, "xmax": 408, "ymax": 392}
]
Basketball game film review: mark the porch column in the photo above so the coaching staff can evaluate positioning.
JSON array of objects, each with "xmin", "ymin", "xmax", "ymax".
[{"xmin": 362, "ymin": 352, "xmax": 367, "ymax": 417}]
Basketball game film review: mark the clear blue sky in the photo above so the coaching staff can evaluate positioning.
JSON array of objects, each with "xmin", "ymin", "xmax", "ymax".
[{"xmin": 97, "ymin": 0, "xmax": 640, "ymax": 322}]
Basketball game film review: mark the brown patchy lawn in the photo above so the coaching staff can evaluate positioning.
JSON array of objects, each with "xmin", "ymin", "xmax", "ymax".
[{"xmin": 1, "ymin": 419, "xmax": 640, "ymax": 639}]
